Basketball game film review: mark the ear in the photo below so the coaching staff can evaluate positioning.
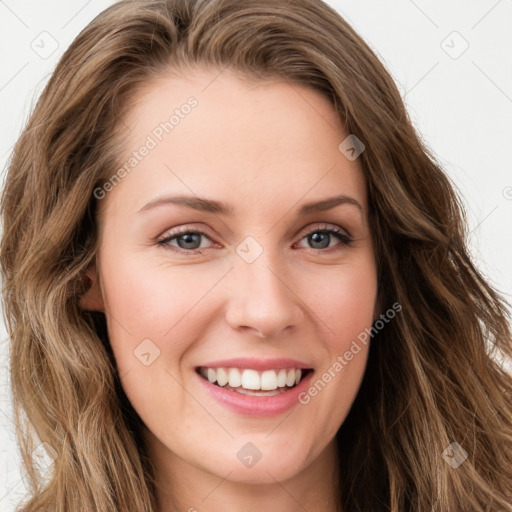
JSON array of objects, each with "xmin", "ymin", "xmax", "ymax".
[{"xmin": 78, "ymin": 261, "xmax": 105, "ymax": 312}]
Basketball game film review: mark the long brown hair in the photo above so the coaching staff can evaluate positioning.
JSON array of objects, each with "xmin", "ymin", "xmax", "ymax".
[{"xmin": 1, "ymin": 0, "xmax": 511, "ymax": 510}]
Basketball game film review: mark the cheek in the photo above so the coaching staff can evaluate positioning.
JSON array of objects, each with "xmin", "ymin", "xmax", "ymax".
[
  {"xmin": 296, "ymin": 255, "xmax": 376, "ymax": 427},
  {"xmin": 98, "ymin": 259, "xmax": 208, "ymax": 424},
  {"xmin": 334, "ymin": 269, "xmax": 377, "ymax": 342},
  {"xmin": 301, "ymin": 254, "xmax": 378, "ymax": 346},
  {"xmin": 100, "ymin": 256, "xmax": 223, "ymax": 351}
]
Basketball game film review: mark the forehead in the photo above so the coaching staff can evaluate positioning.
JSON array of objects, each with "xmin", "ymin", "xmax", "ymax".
[{"xmin": 99, "ymin": 68, "xmax": 367, "ymax": 220}]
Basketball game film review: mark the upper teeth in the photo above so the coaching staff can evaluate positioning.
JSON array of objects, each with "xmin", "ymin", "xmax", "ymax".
[{"xmin": 199, "ymin": 367, "xmax": 303, "ymax": 390}]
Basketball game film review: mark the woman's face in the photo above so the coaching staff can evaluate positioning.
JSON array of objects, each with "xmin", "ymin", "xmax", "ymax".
[{"xmin": 81, "ymin": 68, "xmax": 378, "ymax": 485}]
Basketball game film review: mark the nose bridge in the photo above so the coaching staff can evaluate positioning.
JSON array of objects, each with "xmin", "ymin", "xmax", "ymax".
[{"xmin": 225, "ymin": 239, "xmax": 302, "ymax": 337}]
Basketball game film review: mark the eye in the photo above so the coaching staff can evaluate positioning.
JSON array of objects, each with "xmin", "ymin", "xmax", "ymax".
[
  {"xmin": 157, "ymin": 227, "xmax": 214, "ymax": 254},
  {"xmin": 295, "ymin": 224, "xmax": 353, "ymax": 252},
  {"xmin": 156, "ymin": 223, "xmax": 353, "ymax": 255}
]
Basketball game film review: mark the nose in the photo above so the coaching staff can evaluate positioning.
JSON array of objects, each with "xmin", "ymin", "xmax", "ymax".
[{"xmin": 224, "ymin": 252, "xmax": 304, "ymax": 338}]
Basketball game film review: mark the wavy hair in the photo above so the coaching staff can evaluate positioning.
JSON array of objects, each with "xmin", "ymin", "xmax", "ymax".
[{"xmin": 1, "ymin": 0, "xmax": 511, "ymax": 510}]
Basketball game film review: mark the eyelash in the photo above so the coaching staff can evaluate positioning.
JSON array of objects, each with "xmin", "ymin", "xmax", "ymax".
[{"xmin": 156, "ymin": 224, "xmax": 353, "ymax": 255}]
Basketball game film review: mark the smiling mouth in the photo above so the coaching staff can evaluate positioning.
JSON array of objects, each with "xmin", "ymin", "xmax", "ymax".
[{"xmin": 196, "ymin": 366, "xmax": 314, "ymax": 396}]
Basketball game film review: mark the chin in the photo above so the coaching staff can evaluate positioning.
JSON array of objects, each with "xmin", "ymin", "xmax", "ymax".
[{"xmin": 193, "ymin": 438, "xmax": 314, "ymax": 484}]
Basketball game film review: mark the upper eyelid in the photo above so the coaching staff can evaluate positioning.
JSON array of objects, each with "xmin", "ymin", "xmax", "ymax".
[{"xmin": 158, "ymin": 225, "xmax": 215, "ymax": 242}]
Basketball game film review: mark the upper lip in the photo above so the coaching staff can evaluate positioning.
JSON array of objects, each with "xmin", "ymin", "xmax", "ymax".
[{"xmin": 196, "ymin": 357, "xmax": 314, "ymax": 371}]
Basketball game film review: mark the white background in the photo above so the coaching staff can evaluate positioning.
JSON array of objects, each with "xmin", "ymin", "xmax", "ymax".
[{"xmin": 1, "ymin": 0, "xmax": 511, "ymax": 509}]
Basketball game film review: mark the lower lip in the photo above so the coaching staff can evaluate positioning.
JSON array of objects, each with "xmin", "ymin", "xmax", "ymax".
[{"xmin": 196, "ymin": 370, "xmax": 314, "ymax": 417}]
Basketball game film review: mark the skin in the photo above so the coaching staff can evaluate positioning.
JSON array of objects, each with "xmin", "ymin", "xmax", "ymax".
[{"xmin": 80, "ymin": 68, "xmax": 378, "ymax": 512}]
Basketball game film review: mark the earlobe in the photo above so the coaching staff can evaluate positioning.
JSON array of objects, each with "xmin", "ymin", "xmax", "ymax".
[{"xmin": 78, "ymin": 261, "xmax": 105, "ymax": 312}]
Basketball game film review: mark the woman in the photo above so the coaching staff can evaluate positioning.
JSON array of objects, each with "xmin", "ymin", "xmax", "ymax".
[{"xmin": 1, "ymin": 0, "xmax": 511, "ymax": 510}]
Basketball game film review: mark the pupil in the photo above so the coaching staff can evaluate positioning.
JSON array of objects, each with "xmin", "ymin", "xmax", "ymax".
[
  {"xmin": 310, "ymin": 232, "xmax": 329, "ymax": 249},
  {"xmin": 178, "ymin": 233, "xmax": 200, "ymax": 249}
]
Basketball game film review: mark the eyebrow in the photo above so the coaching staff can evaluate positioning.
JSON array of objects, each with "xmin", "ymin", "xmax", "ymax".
[{"xmin": 136, "ymin": 194, "xmax": 363, "ymax": 216}]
